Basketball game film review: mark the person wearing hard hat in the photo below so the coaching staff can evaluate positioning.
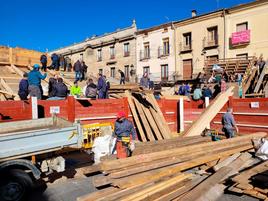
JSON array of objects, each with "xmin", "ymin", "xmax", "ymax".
[
  {"xmin": 113, "ymin": 111, "xmax": 137, "ymax": 158},
  {"xmin": 28, "ymin": 64, "xmax": 47, "ymax": 99}
]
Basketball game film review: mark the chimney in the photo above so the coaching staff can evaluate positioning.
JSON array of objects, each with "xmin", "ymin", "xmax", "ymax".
[{"xmin": 191, "ymin": 10, "xmax": 197, "ymax": 17}]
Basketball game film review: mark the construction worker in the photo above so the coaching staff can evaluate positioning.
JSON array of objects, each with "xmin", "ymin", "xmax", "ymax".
[
  {"xmin": 113, "ymin": 111, "xmax": 137, "ymax": 159},
  {"xmin": 28, "ymin": 64, "xmax": 47, "ymax": 99},
  {"xmin": 222, "ymin": 108, "xmax": 239, "ymax": 138},
  {"xmin": 70, "ymin": 81, "xmax": 82, "ymax": 98}
]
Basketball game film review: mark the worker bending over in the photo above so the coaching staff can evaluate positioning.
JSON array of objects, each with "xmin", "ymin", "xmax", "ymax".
[{"xmin": 113, "ymin": 111, "xmax": 137, "ymax": 158}]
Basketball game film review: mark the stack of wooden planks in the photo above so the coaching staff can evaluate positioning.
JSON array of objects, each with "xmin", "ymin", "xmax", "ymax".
[
  {"xmin": 229, "ymin": 160, "xmax": 268, "ymax": 200},
  {"xmin": 125, "ymin": 91, "xmax": 171, "ymax": 141},
  {"xmin": 77, "ymin": 132, "xmax": 267, "ymax": 201}
]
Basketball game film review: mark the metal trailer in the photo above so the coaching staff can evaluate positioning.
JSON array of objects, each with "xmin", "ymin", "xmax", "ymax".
[{"xmin": 0, "ymin": 117, "xmax": 83, "ymax": 201}]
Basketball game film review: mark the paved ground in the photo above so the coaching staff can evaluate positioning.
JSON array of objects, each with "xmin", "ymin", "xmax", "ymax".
[{"xmin": 28, "ymin": 177, "xmax": 96, "ymax": 201}]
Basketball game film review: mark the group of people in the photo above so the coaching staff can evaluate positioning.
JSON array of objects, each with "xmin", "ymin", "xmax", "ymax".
[
  {"xmin": 40, "ymin": 53, "xmax": 72, "ymax": 72},
  {"xmin": 18, "ymin": 63, "xmax": 110, "ymax": 100}
]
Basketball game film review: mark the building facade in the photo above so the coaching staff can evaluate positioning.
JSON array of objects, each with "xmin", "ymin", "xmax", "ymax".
[
  {"xmin": 50, "ymin": 21, "xmax": 137, "ymax": 82},
  {"xmin": 136, "ymin": 23, "xmax": 176, "ymax": 82},
  {"xmin": 172, "ymin": 0, "xmax": 268, "ymax": 80},
  {"xmin": 225, "ymin": 0, "xmax": 268, "ymax": 59},
  {"xmin": 174, "ymin": 10, "xmax": 225, "ymax": 79}
]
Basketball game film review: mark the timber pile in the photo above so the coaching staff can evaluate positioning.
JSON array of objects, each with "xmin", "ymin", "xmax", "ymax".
[
  {"xmin": 77, "ymin": 132, "xmax": 267, "ymax": 201},
  {"xmin": 109, "ymin": 84, "xmax": 142, "ymax": 94},
  {"xmin": 125, "ymin": 91, "xmax": 171, "ymax": 141},
  {"xmin": 228, "ymin": 160, "xmax": 268, "ymax": 200}
]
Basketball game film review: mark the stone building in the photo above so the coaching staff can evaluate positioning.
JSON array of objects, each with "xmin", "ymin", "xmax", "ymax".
[
  {"xmin": 50, "ymin": 20, "xmax": 137, "ymax": 82},
  {"xmin": 136, "ymin": 23, "xmax": 176, "ymax": 82}
]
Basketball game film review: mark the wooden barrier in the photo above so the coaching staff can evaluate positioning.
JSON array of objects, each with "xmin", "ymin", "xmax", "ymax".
[{"xmin": 0, "ymin": 96, "xmax": 267, "ymax": 135}]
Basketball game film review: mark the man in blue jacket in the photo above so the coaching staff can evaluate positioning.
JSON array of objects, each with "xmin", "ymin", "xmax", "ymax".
[
  {"xmin": 18, "ymin": 73, "xmax": 29, "ymax": 100},
  {"xmin": 28, "ymin": 64, "xmax": 47, "ymax": 99}
]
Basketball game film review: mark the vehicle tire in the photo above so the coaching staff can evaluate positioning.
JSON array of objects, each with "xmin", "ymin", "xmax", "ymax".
[{"xmin": 0, "ymin": 169, "xmax": 33, "ymax": 201}]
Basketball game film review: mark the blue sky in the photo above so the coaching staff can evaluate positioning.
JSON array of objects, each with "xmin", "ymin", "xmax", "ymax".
[{"xmin": 0, "ymin": 0, "xmax": 253, "ymax": 52}]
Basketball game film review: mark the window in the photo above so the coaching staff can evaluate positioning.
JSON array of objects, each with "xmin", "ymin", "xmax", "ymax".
[
  {"xmin": 99, "ymin": 68, "xmax": 103, "ymax": 75},
  {"xmin": 110, "ymin": 67, "xmax": 115, "ymax": 78},
  {"xmin": 143, "ymin": 66, "xmax": 150, "ymax": 75},
  {"xmin": 124, "ymin": 43, "xmax": 130, "ymax": 57},
  {"xmin": 110, "ymin": 46, "xmax": 115, "ymax": 59},
  {"xmin": 161, "ymin": 64, "xmax": 169, "ymax": 81},
  {"xmin": 80, "ymin": 53, "xmax": 84, "ymax": 61},
  {"xmin": 163, "ymin": 38, "xmax": 170, "ymax": 56},
  {"xmin": 236, "ymin": 22, "xmax": 248, "ymax": 32},
  {"xmin": 207, "ymin": 26, "xmax": 218, "ymax": 45},
  {"xmin": 144, "ymin": 42, "xmax": 150, "ymax": 59},
  {"xmin": 124, "ymin": 65, "xmax": 130, "ymax": 81},
  {"xmin": 183, "ymin": 32, "xmax": 192, "ymax": 50},
  {"xmin": 97, "ymin": 49, "xmax": 102, "ymax": 61}
]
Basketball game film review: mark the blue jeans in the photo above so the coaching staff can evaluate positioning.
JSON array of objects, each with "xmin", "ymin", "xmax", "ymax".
[
  {"xmin": 75, "ymin": 71, "xmax": 81, "ymax": 82},
  {"xmin": 223, "ymin": 127, "xmax": 234, "ymax": 139}
]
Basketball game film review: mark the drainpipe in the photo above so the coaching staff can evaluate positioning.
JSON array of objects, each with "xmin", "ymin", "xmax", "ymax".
[
  {"xmin": 223, "ymin": 9, "xmax": 226, "ymax": 59},
  {"xmin": 172, "ymin": 22, "xmax": 178, "ymax": 81}
]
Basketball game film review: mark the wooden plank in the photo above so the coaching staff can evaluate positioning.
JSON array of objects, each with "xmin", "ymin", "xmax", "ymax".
[
  {"xmin": 183, "ymin": 86, "xmax": 234, "ymax": 137},
  {"xmin": 109, "ymin": 141, "xmax": 251, "ymax": 179},
  {"xmin": 180, "ymin": 152, "xmax": 252, "ymax": 201},
  {"xmin": 0, "ymin": 78, "xmax": 20, "ymax": 100},
  {"xmin": 146, "ymin": 94, "xmax": 171, "ymax": 139},
  {"xmin": 147, "ymin": 93, "xmax": 171, "ymax": 139},
  {"xmin": 119, "ymin": 173, "xmax": 191, "ymax": 201},
  {"xmin": 112, "ymin": 145, "xmax": 253, "ymax": 189},
  {"xmin": 101, "ymin": 133, "xmax": 266, "ymax": 172},
  {"xmin": 254, "ymin": 66, "xmax": 267, "ymax": 93},
  {"xmin": 125, "ymin": 91, "xmax": 146, "ymax": 142},
  {"xmin": 133, "ymin": 97, "xmax": 155, "ymax": 141},
  {"xmin": 140, "ymin": 101, "xmax": 163, "ymax": 140},
  {"xmin": 243, "ymin": 68, "xmax": 257, "ymax": 95},
  {"xmin": 155, "ymin": 177, "xmax": 206, "ymax": 201},
  {"xmin": 10, "ymin": 64, "xmax": 24, "ymax": 77},
  {"xmin": 133, "ymin": 136, "xmax": 210, "ymax": 155},
  {"xmin": 212, "ymin": 153, "xmax": 241, "ymax": 172}
]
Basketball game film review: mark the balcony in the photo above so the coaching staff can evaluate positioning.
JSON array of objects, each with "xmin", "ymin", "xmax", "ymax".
[
  {"xmin": 179, "ymin": 42, "xmax": 192, "ymax": 54},
  {"xmin": 231, "ymin": 29, "xmax": 250, "ymax": 47},
  {"xmin": 140, "ymin": 50, "xmax": 150, "ymax": 61},
  {"xmin": 203, "ymin": 36, "xmax": 218, "ymax": 49},
  {"xmin": 158, "ymin": 46, "xmax": 170, "ymax": 58},
  {"xmin": 124, "ymin": 51, "xmax": 130, "ymax": 57}
]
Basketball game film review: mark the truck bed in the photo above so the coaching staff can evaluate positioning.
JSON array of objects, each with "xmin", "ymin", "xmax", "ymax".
[{"xmin": 0, "ymin": 117, "xmax": 82, "ymax": 162}]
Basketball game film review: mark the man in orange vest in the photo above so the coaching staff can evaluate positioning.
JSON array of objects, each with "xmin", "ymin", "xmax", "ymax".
[{"xmin": 113, "ymin": 111, "xmax": 137, "ymax": 158}]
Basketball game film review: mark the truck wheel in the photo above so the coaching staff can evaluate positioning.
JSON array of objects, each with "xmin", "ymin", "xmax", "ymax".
[{"xmin": 0, "ymin": 169, "xmax": 33, "ymax": 201}]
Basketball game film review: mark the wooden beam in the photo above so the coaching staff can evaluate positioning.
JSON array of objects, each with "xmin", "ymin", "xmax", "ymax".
[
  {"xmin": 243, "ymin": 68, "xmax": 257, "ymax": 96},
  {"xmin": 119, "ymin": 173, "xmax": 191, "ymax": 201},
  {"xmin": 0, "ymin": 78, "xmax": 20, "ymax": 100},
  {"xmin": 178, "ymin": 152, "xmax": 252, "ymax": 201},
  {"xmin": 10, "ymin": 64, "xmax": 24, "ymax": 77},
  {"xmin": 183, "ymin": 86, "xmax": 234, "ymax": 137},
  {"xmin": 125, "ymin": 91, "xmax": 147, "ymax": 142},
  {"xmin": 101, "ymin": 133, "xmax": 266, "ymax": 172},
  {"xmin": 133, "ymin": 97, "xmax": 155, "ymax": 141},
  {"xmin": 140, "ymin": 101, "xmax": 163, "ymax": 140},
  {"xmin": 147, "ymin": 94, "xmax": 171, "ymax": 139},
  {"xmin": 254, "ymin": 66, "xmax": 267, "ymax": 93}
]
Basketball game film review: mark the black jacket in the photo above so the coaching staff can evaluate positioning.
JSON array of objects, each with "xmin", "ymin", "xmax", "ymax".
[
  {"xmin": 73, "ymin": 61, "xmax": 81, "ymax": 72},
  {"xmin": 54, "ymin": 82, "xmax": 68, "ymax": 97}
]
